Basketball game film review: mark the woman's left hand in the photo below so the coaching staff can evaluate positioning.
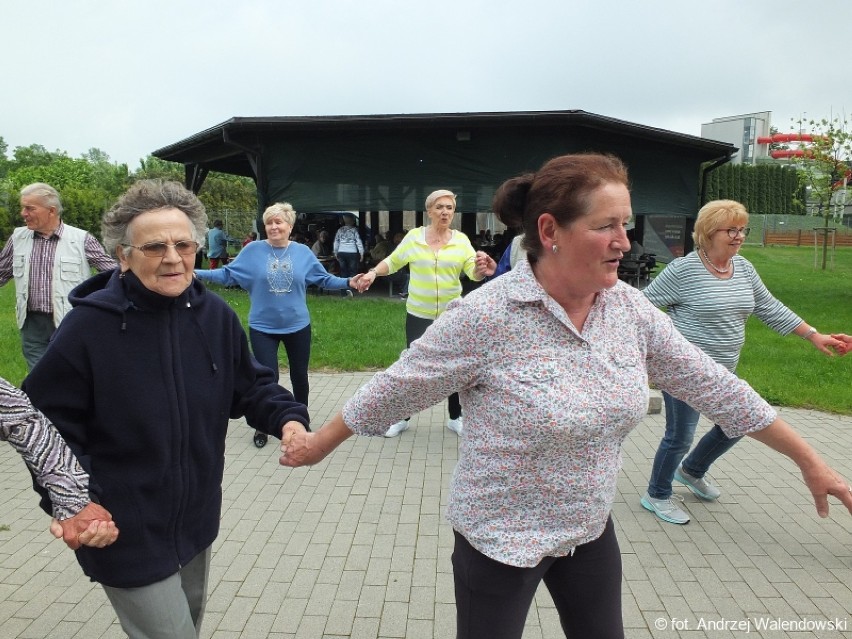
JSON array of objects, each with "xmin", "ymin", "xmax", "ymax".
[
  {"xmin": 474, "ymin": 251, "xmax": 497, "ymax": 278},
  {"xmin": 799, "ymin": 458, "xmax": 852, "ymax": 518},
  {"xmin": 748, "ymin": 418, "xmax": 852, "ymax": 518}
]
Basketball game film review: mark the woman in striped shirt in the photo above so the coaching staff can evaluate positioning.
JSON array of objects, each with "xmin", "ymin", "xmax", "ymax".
[
  {"xmin": 641, "ymin": 199, "xmax": 844, "ymax": 525},
  {"xmin": 360, "ymin": 189, "xmax": 496, "ymax": 437}
]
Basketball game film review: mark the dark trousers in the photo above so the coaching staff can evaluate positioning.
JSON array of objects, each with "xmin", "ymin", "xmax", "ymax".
[
  {"xmin": 249, "ymin": 325, "xmax": 312, "ymax": 406},
  {"xmin": 21, "ymin": 311, "xmax": 55, "ymax": 371},
  {"xmin": 452, "ymin": 518, "xmax": 624, "ymax": 639},
  {"xmin": 336, "ymin": 252, "xmax": 360, "ymax": 294},
  {"xmin": 405, "ymin": 313, "xmax": 461, "ymax": 419}
]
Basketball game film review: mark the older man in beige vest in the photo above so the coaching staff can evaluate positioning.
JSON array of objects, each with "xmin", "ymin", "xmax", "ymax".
[{"xmin": 0, "ymin": 183, "xmax": 115, "ymax": 369}]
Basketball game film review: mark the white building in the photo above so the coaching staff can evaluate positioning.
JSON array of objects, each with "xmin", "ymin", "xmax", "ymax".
[{"xmin": 701, "ymin": 111, "xmax": 772, "ymax": 165}]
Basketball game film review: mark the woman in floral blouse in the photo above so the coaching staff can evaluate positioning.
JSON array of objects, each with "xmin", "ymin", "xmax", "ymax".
[{"xmin": 279, "ymin": 153, "xmax": 852, "ymax": 639}]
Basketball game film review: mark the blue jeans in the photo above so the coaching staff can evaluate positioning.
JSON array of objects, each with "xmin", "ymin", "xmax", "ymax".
[
  {"xmin": 336, "ymin": 252, "xmax": 360, "ymax": 294},
  {"xmin": 646, "ymin": 392, "xmax": 742, "ymax": 499}
]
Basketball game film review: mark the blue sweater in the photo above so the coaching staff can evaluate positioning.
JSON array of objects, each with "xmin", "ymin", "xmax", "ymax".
[{"xmin": 196, "ymin": 240, "xmax": 350, "ymax": 334}]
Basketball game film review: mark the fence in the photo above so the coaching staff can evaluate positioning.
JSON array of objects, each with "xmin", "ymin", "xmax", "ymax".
[
  {"xmin": 209, "ymin": 210, "xmax": 257, "ymax": 248},
  {"xmin": 745, "ymin": 214, "xmax": 852, "ymax": 247},
  {"xmin": 761, "ymin": 229, "xmax": 852, "ymax": 248}
]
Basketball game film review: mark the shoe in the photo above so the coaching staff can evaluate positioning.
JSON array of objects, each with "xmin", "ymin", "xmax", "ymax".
[
  {"xmin": 446, "ymin": 417, "xmax": 463, "ymax": 435},
  {"xmin": 641, "ymin": 492, "xmax": 690, "ymax": 525},
  {"xmin": 345, "ymin": 289, "xmax": 354, "ymax": 298},
  {"xmin": 384, "ymin": 420, "xmax": 410, "ymax": 438},
  {"xmin": 674, "ymin": 465, "xmax": 721, "ymax": 500},
  {"xmin": 253, "ymin": 431, "xmax": 268, "ymax": 448}
]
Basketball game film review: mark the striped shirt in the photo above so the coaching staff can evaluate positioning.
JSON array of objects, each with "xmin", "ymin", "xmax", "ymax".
[
  {"xmin": 383, "ymin": 227, "xmax": 480, "ymax": 320},
  {"xmin": 643, "ymin": 251, "xmax": 802, "ymax": 370},
  {"xmin": 0, "ymin": 223, "xmax": 116, "ymax": 313},
  {"xmin": 0, "ymin": 377, "xmax": 90, "ymax": 519}
]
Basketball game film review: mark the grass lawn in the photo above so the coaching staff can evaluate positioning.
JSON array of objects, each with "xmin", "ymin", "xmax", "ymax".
[
  {"xmin": 735, "ymin": 246, "xmax": 851, "ymax": 414},
  {"xmin": 0, "ymin": 245, "xmax": 849, "ymax": 414}
]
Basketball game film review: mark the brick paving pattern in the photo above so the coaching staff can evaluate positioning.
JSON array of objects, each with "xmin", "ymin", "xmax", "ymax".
[{"xmin": 1, "ymin": 372, "xmax": 850, "ymax": 638}]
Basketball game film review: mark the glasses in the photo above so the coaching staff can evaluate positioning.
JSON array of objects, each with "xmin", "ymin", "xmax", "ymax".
[
  {"xmin": 717, "ymin": 227, "xmax": 750, "ymax": 238},
  {"xmin": 124, "ymin": 240, "xmax": 199, "ymax": 257}
]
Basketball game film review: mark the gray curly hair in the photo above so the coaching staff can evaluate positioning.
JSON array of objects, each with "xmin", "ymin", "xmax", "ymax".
[{"xmin": 102, "ymin": 180, "xmax": 208, "ymax": 257}]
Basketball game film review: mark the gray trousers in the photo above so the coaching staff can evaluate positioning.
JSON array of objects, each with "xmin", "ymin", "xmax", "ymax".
[
  {"xmin": 21, "ymin": 311, "xmax": 55, "ymax": 371},
  {"xmin": 102, "ymin": 546, "xmax": 211, "ymax": 639}
]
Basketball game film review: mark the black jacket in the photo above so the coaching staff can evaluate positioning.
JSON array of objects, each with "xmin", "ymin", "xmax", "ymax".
[{"xmin": 24, "ymin": 269, "xmax": 309, "ymax": 588}]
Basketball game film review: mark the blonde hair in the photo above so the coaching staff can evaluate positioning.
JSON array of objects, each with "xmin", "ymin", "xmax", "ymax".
[
  {"xmin": 263, "ymin": 202, "xmax": 296, "ymax": 226},
  {"xmin": 425, "ymin": 189, "xmax": 456, "ymax": 211},
  {"xmin": 692, "ymin": 200, "xmax": 749, "ymax": 250}
]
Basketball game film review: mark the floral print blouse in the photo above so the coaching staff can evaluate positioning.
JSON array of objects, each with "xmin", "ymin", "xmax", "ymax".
[{"xmin": 342, "ymin": 260, "xmax": 776, "ymax": 567}]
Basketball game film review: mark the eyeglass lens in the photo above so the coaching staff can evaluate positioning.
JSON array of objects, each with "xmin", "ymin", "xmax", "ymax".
[
  {"xmin": 725, "ymin": 227, "xmax": 750, "ymax": 238},
  {"xmin": 139, "ymin": 241, "xmax": 199, "ymax": 257}
]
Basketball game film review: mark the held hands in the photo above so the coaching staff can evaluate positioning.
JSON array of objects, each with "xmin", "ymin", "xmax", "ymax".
[
  {"xmin": 474, "ymin": 251, "xmax": 497, "ymax": 279},
  {"xmin": 360, "ymin": 270, "xmax": 378, "ymax": 292},
  {"xmin": 830, "ymin": 333, "xmax": 851, "ymax": 355},
  {"xmin": 279, "ymin": 421, "xmax": 325, "ymax": 467},
  {"xmin": 808, "ymin": 331, "xmax": 845, "ymax": 356},
  {"xmin": 51, "ymin": 502, "xmax": 119, "ymax": 550},
  {"xmin": 348, "ymin": 273, "xmax": 370, "ymax": 293},
  {"xmin": 279, "ymin": 413, "xmax": 353, "ymax": 468}
]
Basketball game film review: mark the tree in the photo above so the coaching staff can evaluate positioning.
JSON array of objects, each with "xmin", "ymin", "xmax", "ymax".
[
  {"xmin": 0, "ymin": 137, "xmax": 10, "ymax": 179},
  {"xmin": 788, "ymin": 115, "xmax": 852, "ymax": 270},
  {"xmin": 704, "ymin": 163, "xmax": 802, "ymax": 215},
  {"xmin": 134, "ymin": 156, "xmax": 184, "ymax": 182},
  {"xmin": 12, "ymin": 144, "xmax": 63, "ymax": 168},
  {"xmin": 0, "ymin": 149, "xmax": 130, "ymax": 240},
  {"xmin": 133, "ymin": 156, "xmax": 257, "ymax": 220}
]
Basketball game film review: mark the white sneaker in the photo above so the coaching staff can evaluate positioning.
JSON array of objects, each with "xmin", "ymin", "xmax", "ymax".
[
  {"xmin": 384, "ymin": 420, "xmax": 410, "ymax": 438},
  {"xmin": 447, "ymin": 417, "xmax": 463, "ymax": 435},
  {"xmin": 674, "ymin": 465, "xmax": 721, "ymax": 500},
  {"xmin": 640, "ymin": 492, "xmax": 690, "ymax": 525}
]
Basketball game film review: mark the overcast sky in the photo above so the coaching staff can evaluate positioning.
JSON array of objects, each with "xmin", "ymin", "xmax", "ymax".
[{"xmin": 3, "ymin": 0, "xmax": 849, "ymax": 169}]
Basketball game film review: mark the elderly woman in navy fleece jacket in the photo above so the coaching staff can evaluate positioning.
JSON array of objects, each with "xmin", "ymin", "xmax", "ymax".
[{"xmin": 24, "ymin": 179, "xmax": 309, "ymax": 639}]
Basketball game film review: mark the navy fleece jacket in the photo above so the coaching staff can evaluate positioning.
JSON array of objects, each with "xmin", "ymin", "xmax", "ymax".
[{"xmin": 24, "ymin": 269, "xmax": 309, "ymax": 588}]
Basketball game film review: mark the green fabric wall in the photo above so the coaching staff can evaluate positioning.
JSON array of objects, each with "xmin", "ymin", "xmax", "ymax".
[{"xmin": 259, "ymin": 125, "xmax": 706, "ymax": 217}]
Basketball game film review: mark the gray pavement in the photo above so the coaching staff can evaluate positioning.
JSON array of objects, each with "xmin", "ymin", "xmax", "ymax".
[{"xmin": 1, "ymin": 372, "xmax": 851, "ymax": 638}]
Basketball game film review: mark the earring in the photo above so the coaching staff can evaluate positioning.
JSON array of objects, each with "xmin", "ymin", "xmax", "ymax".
[{"xmin": 552, "ymin": 244, "xmax": 558, "ymax": 254}]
